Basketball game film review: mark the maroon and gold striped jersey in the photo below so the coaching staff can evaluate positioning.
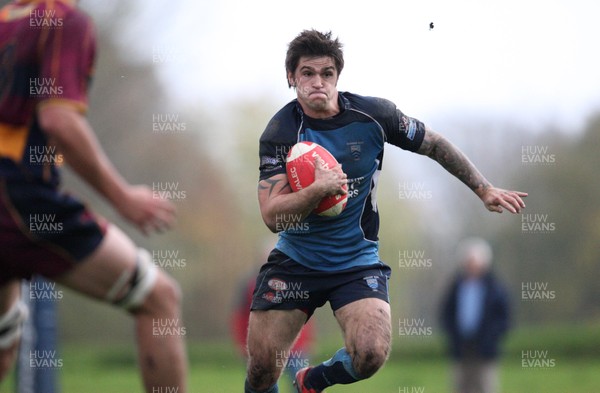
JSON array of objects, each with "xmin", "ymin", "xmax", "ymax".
[{"xmin": 0, "ymin": 0, "xmax": 96, "ymax": 185}]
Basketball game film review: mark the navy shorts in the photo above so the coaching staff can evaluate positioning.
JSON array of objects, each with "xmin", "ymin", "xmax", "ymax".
[
  {"xmin": 250, "ymin": 249, "xmax": 391, "ymax": 319},
  {"xmin": 0, "ymin": 178, "xmax": 107, "ymax": 285}
]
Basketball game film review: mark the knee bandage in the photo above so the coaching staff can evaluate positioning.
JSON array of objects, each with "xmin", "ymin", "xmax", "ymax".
[
  {"xmin": 0, "ymin": 300, "xmax": 28, "ymax": 349},
  {"xmin": 105, "ymin": 248, "xmax": 158, "ymax": 310}
]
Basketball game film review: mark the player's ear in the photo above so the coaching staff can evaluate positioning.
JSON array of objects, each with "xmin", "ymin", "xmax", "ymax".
[{"xmin": 287, "ymin": 72, "xmax": 295, "ymax": 88}]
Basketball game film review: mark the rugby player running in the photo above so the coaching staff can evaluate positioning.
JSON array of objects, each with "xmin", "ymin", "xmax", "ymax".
[{"xmin": 245, "ymin": 30, "xmax": 526, "ymax": 393}]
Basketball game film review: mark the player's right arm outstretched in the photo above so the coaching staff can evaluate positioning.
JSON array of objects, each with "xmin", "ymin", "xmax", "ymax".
[{"xmin": 258, "ymin": 160, "xmax": 346, "ymax": 232}]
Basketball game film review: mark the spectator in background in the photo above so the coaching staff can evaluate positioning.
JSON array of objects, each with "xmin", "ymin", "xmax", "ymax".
[{"xmin": 440, "ymin": 238, "xmax": 511, "ymax": 393}]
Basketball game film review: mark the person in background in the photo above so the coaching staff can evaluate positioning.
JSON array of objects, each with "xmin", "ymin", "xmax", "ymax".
[{"xmin": 440, "ymin": 237, "xmax": 511, "ymax": 393}]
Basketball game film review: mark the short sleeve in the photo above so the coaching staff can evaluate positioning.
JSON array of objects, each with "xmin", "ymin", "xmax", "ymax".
[
  {"xmin": 385, "ymin": 108, "xmax": 426, "ymax": 152},
  {"xmin": 37, "ymin": 8, "xmax": 96, "ymax": 112},
  {"xmin": 258, "ymin": 118, "xmax": 293, "ymax": 181},
  {"xmin": 258, "ymin": 102, "xmax": 302, "ymax": 181}
]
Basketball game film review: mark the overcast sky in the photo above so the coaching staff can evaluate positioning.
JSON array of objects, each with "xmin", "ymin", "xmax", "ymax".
[{"xmin": 86, "ymin": 0, "xmax": 600, "ymax": 134}]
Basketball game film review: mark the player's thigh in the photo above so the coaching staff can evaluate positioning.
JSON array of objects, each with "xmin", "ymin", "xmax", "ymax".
[
  {"xmin": 53, "ymin": 224, "xmax": 138, "ymax": 300},
  {"xmin": 247, "ymin": 309, "xmax": 307, "ymax": 362},
  {"xmin": 334, "ymin": 297, "xmax": 391, "ymax": 353}
]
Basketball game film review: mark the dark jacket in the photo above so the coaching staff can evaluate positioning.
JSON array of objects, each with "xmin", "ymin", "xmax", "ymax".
[{"xmin": 440, "ymin": 271, "xmax": 510, "ymax": 360}]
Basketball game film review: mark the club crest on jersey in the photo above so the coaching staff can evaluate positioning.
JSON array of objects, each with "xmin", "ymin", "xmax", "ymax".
[
  {"xmin": 347, "ymin": 141, "xmax": 363, "ymax": 161},
  {"xmin": 363, "ymin": 276, "xmax": 379, "ymax": 290}
]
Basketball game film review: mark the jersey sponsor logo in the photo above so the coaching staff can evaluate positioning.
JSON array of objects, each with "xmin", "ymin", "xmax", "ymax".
[
  {"xmin": 407, "ymin": 118, "xmax": 417, "ymax": 140},
  {"xmin": 262, "ymin": 291, "xmax": 281, "ymax": 303},
  {"xmin": 260, "ymin": 155, "xmax": 282, "ymax": 172},
  {"xmin": 268, "ymin": 278, "xmax": 288, "ymax": 291},
  {"xmin": 264, "ymin": 279, "xmax": 310, "ymax": 302},
  {"xmin": 346, "ymin": 176, "xmax": 365, "ymax": 199},
  {"xmin": 400, "ymin": 115, "xmax": 417, "ymax": 140}
]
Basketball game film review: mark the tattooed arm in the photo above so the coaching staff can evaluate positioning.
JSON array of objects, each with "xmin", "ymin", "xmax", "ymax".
[
  {"xmin": 257, "ymin": 160, "xmax": 347, "ymax": 232},
  {"xmin": 417, "ymin": 126, "xmax": 527, "ymax": 213}
]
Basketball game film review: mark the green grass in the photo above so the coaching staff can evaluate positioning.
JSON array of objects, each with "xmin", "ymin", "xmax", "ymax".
[{"xmin": 2, "ymin": 323, "xmax": 599, "ymax": 393}]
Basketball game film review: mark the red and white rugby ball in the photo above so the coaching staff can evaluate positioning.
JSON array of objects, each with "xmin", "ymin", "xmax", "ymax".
[{"xmin": 286, "ymin": 141, "xmax": 348, "ymax": 217}]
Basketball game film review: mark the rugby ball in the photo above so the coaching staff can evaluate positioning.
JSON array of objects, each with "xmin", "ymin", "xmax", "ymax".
[{"xmin": 286, "ymin": 142, "xmax": 348, "ymax": 217}]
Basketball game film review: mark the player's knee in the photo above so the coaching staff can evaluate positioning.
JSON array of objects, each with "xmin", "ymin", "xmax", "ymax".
[
  {"xmin": 142, "ymin": 272, "xmax": 182, "ymax": 315},
  {"xmin": 106, "ymin": 248, "xmax": 181, "ymax": 315},
  {"xmin": 352, "ymin": 334, "xmax": 391, "ymax": 378},
  {"xmin": 0, "ymin": 301, "xmax": 28, "ymax": 350},
  {"xmin": 246, "ymin": 340, "xmax": 282, "ymax": 390},
  {"xmin": 247, "ymin": 356, "xmax": 279, "ymax": 391},
  {"xmin": 351, "ymin": 344, "xmax": 389, "ymax": 379}
]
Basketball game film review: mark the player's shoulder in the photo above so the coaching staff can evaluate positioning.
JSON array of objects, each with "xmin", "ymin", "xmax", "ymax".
[
  {"xmin": 341, "ymin": 92, "xmax": 397, "ymax": 119},
  {"xmin": 260, "ymin": 100, "xmax": 300, "ymax": 143},
  {"xmin": 39, "ymin": 0, "xmax": 94, "ymax": 32}
]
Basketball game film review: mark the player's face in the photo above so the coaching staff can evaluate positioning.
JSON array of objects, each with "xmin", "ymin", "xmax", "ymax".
[{"xmin": 288, "ymin": 56, "xmax": 339, "ymax": 119}]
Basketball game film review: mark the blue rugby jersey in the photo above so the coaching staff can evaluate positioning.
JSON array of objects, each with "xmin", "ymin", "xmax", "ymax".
[{"xmin": 258, "ymin": 92, "xmax": 425, "ymax": 271}]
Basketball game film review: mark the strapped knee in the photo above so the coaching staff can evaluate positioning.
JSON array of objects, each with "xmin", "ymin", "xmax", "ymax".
[
  {"xmin": 0, "ymin": 301, "xmax": 28, "ymax": 349},
  {"xmin": 105, "ymin": 248, "xmax": 158, "ymax": 310}
]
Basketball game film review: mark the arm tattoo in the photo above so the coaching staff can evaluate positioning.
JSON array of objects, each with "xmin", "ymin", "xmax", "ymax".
[
  {"xmin": 420, "ymin": 130, "xmax": 491, "ymax": 194},
  {"xmin": 258, "ymin": 177, "xmax": 291, "ymax": 197}
]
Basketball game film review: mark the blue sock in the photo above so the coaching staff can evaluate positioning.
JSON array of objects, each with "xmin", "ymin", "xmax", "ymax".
[
  {"xmin": 304, "ymin": 348, "xmax": 360, "ymax": 390},
  {"xmin": 244, "ymin": 378, "xmax": 279, "ymax": 393}
]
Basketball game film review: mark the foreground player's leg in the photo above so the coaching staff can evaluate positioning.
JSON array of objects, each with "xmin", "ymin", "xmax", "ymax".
[
  {"xmin": 301, "ymin": 298, "xmax": 391, "ymax": 391},
  {"xmin": 0, "ymin": 280, "xmax": 27, "ymax": 380},
  {"xmin": 55, "ymin": 225, "xmax": 187, "ymax": 393},
  {"xmin": 246, "ymin": 309, "xmax": 306, "ymax": 393}
]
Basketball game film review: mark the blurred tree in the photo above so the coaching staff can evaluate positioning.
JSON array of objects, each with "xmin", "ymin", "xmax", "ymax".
[{"xmin": 494, "ymin": 115, "xmax": 600, "ymax": 324}]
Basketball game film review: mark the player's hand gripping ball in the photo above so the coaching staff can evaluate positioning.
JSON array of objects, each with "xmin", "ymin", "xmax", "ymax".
[{"xmin": 286, "ymin": 142, "xmax": 348, "ymax": 217}]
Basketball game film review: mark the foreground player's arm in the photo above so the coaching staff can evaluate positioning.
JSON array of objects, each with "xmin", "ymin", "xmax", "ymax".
[
  {"xmin": 38, "ymin": 104, "xmax": 175, "ymax": 233},
  {"xmin": 417, "ymin": 127, "xmax": 527, "ymax": 213},
  {"xmin": 258, "ymin": 160, "xmax": 347, "ymax": 232}
]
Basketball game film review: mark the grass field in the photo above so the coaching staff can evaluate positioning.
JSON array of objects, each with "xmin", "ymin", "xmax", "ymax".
[{"xmin": 3, "ymin": 323, "xmax": 599, "ymax": 393}]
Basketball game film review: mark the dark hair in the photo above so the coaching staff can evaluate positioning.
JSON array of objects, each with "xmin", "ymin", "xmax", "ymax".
[{"xmin": 285, "ymin": 30, "xmax": 344, "ymax": 88}]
